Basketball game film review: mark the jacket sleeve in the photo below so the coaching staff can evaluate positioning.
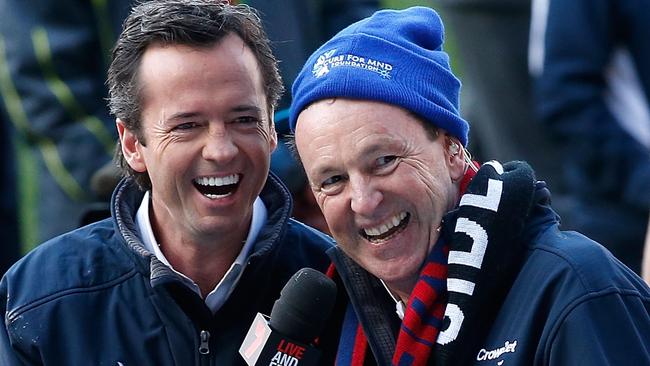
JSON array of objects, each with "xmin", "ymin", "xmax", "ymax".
[
  {"xmin": 547, "ymin": 291, "xmax": 650, "ymax": 364},
  {"xmin": 535, "ymin": 0, "xmax": 650, "ymax": 210},
  {"xmin": 0, "ymin": 277, "xmax": 34, "ymax": 365}
]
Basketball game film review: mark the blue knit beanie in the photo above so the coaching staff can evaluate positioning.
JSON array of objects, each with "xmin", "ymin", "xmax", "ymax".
[{"xmin": 289, "ymin": 6, "xmax": 469, "ymax": 146}]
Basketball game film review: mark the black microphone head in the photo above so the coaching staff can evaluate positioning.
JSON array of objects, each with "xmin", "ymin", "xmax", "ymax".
[{"xmin": 269, "ymin": 268, "xmax": 337, "ymax": 343}]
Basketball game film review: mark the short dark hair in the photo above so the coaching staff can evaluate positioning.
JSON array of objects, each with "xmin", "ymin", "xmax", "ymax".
[{"xmin": 107, "ymin": 0, "xmax": 283, "ymax": 190}]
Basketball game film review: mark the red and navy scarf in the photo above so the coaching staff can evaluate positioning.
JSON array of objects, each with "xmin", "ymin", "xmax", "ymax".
[{"xmin": 332, "ymin": 239, "xmax": 449, "ymax": 366}]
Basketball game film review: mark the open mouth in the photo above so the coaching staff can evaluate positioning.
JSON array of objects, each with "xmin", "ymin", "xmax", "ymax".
[
  {"xmin": 193, "ymin": 174, "xmax": 240, "ymax": 199},
  {"xmin": 360, "ymin": 212, "xmax": 410, "ymax": 243}
]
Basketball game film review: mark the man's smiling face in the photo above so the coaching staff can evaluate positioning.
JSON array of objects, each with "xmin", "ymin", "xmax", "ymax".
[
  {"xmin": 119, "ymin": 34, "xmax": 276, "ymax": 244},
  {"xmin": 296, "ymin": 98, "xmax": 462, "ymax": 295}
]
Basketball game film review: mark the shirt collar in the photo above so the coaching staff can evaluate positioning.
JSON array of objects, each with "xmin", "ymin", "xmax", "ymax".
[{"xmin": 136, "ymin": 191, "xmax": 267, "ymax": 312}]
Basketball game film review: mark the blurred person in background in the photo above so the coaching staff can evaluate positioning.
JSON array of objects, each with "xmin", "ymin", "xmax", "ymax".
[
  {"xmin": 530, "ymin": 0, "xmax": 650, "ymax": 274},
  {"xmin": 0, "ymin": 0, "xmax": 135, "ymax": 262}
]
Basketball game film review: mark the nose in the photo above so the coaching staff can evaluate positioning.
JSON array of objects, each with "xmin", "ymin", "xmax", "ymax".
[
  {"xmin": 202, "ymin": 124, "xmax": 239, "ymax": 163},
  {"xmin": 349, "ymin": 175, "xmax": 382, "ymax": 216}
]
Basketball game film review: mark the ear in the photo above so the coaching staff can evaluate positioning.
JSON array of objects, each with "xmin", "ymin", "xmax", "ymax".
[
  {"xmin": 445, "ymin": 137, "xmax": 466, "ymax": 183},
  {"xmin": 116, "ymin": 118, "xmax": 147, "ymax": 173},
  {"xmin": 268, "ymin": 109, "xmax": 278, "ymax": 153}
]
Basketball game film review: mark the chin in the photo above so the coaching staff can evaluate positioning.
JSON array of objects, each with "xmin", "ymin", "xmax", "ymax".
[{"xmin": 366, "ymin": 260, "xmax": 414, "ymax": 284}]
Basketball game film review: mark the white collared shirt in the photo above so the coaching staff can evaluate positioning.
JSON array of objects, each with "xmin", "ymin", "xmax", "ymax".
[{"xmin": 136, "ymin": 191, "xmax": 267, "ymax": 313}]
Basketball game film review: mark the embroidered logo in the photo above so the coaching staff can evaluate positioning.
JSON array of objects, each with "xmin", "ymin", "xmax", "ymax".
[
  {"xmin": 476, "ymin": 340, "xmax": 518, "ymax": 364},
  {"xmin": 312, "ymin": 49, "xmax": 393, "ymax": 79}
]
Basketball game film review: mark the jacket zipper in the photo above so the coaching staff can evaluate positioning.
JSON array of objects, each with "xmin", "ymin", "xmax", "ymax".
[{"xmin": 199, "ymin": 330, "xmax": 210, "ymax": 355}]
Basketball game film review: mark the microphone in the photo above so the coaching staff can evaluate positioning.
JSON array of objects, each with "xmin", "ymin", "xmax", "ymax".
[{"xmin": 239, "ymin": 268, "xmax": 337, "ymax": 366}]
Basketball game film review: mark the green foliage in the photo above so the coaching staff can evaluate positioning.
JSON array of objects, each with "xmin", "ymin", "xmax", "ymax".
[{"xmin": 380, "ymin": 0, "xmax": 435, "ymax": 9}]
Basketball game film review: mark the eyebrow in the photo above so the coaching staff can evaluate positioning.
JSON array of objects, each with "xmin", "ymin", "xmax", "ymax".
[
  {"xmin": 231, "ymin": 105, "xmax": 262, "ymax": 115},
  {"xmin": 358, "ymin": 141, "xmax": 387, "ymax": 157},
  {"xmin": 166, "ymin": 105, "xmax": 263, "ymax": 122},
  {"xmin": 312, "ymin": 165, "xmax": 339, "ymax": 180},
  {"xmin": 306, "ymin": 151, "xmax": 338, "ymax": 179},
  {"xmin": 167, "ymin": 111, "xmax": 201, "ymax": 121}
]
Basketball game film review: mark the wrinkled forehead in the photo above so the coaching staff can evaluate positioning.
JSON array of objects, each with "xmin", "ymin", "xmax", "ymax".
[
  {"xmin": 295, "ymin": 98, "xmax": 439, "ymax": 144},
  {"xmin": 294, "ymin": 98, "xmax": 441, "ymax": 171}
]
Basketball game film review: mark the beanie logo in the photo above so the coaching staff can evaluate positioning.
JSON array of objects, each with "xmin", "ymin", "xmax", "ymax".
[
  {"xmin": 312, "ymin": 49, "xmax": 392, "ymax": 79},
  {"xmin": 313, "ymin": 49, "xmax": 338, "ymax": 78}
]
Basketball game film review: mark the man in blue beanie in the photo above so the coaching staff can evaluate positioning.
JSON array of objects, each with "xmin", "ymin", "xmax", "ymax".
[{"xmin": 290, "ymin": 7, "xmax": 650, "ymax": 365}]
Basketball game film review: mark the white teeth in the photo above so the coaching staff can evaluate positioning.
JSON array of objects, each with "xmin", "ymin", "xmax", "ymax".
[
  {"xmin": 195, "ymin": 174, "xmax": 239, "ymax": 186},
  {"xmin": 204, "ymin": 193, "xmax": 233, "ymax": 200},
  {"xmin": 364, "ymin": 212, "xmax": 407, "ymax": 237}
]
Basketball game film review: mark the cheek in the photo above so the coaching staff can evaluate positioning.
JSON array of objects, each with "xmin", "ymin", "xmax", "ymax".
[
  {"xmin": 241, "ymin": 133, "xmax": 274, "ymax": 157},
  {"xmin": 316, "ymin": 196, "xmax": 334, "ymax": 222},
  {"xmin": 396, "ymin": 162, "xmax": 436, "ymax": 198},
  {"xmin": 407, "ymin": 159, "xmax": 448, "ymax": 197},
  {"xmin": 255, "ymin": 126, "xmax": 271, "ymax": 143},
  {"xmin": 317, "ymin": 196, "xmax": 348, "ymax": 232},
  {"xmin": 146, "ymin": 135, "xmax": 182, "ymax": 167},
  {"xmin": 416, "ymin": 171, "xmax": 442, "ymax": 199}
]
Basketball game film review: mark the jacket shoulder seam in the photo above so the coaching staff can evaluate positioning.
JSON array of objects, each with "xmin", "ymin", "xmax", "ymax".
[
  {"xmin": 7, "ymin": 269, "xmax": 139, "ymax": 323},
  {"xmin": 542, "ymin": 288, "xmax": 649, "ymax": 361},
  {"xmin": 528, "ymin": 233, "xmax": 612, "ymax": 291}
]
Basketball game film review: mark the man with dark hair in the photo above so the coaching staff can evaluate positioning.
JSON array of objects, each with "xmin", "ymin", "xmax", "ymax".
[
  {"xmin": 291, "ymin": 7, "xmax": 650, "ymax": 365},
  {"xmin": 0, "ymin": 1, "xmax": 333, "ymax": 364}
]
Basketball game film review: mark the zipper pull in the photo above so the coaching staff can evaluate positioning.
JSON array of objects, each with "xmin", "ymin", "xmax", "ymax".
[{"xmin": 199, "ymin": 330, "xmax": 210, "ymax": 355}]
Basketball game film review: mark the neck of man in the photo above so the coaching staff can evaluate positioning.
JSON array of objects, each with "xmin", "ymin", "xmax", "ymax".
[
  {"xmin": 161, "ymin": 236, "xmax": 244, "ymax": 298},
  {"xmin": 385, "ymin": 277, "xmax": 418, "ymax": 305},
  {"xmin": 150, "ymin": 209, "xmax": 251, "ymax": 298}
]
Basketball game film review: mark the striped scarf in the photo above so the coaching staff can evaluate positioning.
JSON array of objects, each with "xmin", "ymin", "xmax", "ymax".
[
  {"xmin": 334, "ymin": 239, "xmax": 448, "ymax": 366},
  {"xmin": 394, "ymin": 238, "xmax": 449, "ymax": 365}
]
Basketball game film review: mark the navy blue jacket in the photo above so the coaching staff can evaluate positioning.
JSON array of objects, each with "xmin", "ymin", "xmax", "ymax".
[
  {"xmin": 0, "ymin": 174, "xmax": 334, "ymax": 365},
  {"xmin": 329, "ymin": 162, "xmax": 650, "ymax": 365},
  {"xmin": 476, "ymin": 183, "xmax": 650, "ymax": 365}
]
